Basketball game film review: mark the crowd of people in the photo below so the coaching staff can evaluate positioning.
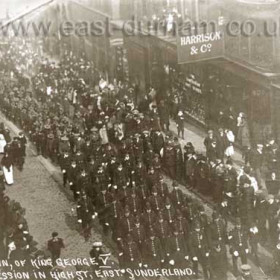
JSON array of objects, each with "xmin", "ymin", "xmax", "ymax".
[
  {"xmin": 0, "ymin": 178, "xmax": 39, "ymax": 261},
  {"xmin": 1, "ymin": 37, "xmax": 280, "ymax": 280}
]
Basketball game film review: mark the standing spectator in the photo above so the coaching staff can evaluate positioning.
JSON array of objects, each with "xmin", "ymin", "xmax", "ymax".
[
  {"xmin": 207, "ymin": 141, "xmax": 219, "ymax": 163},
  {"xmin": 204, "ymin": 130, "xmax": 216, "ymax": 159},
  {"xmin": 176, "ymin": 110, "xmax": 185, "ymax": 139},
  {"xmin": 47, "ymin": 232, "xmax": 65, "ymax": 265},
  {"xmin": 158, "ymin": 100, "xmax": 169, "ymax": 131},
  {"xmin": 237, "ymin": 113, "xmax": 250, "ymax": 157},
  {"xmin": 216, "ymin": 128, "xmax": 228, "ymax": 161},
  {"xmin": 266, "ymin": 172, "xmax": 280, "ymax": 195}
]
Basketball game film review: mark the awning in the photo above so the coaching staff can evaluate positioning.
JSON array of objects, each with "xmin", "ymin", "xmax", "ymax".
[{"xmin": 208, "ymin": 57, "xmax": 280, "ymax": 88}]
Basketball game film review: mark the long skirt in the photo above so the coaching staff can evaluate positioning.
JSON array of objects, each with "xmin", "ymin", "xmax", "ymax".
[
  {"xmin": 3, "ymin": 166, "xmax": 13, "ymax": 185},
  {"xmin": 0, "ymin": 139, "xmax": 6, "ymax": 153}
]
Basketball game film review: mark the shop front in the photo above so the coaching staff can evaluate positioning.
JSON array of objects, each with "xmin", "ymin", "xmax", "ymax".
[
  {"xmin": 205, "ymin": 58, "xmax": 275, "ymax": 144},
  {"xmin": 149, "ymin": 33, "xmax": 276, "ymax": 143},
  {"xmin": 124, "ymin": 34, "xmax": 150, "ymax": 94}
]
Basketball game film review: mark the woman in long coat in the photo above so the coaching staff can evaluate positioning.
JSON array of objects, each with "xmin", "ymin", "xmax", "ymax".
[{"xmin": 1, "ymin": 153, "xmax": 14, "ymax": 185}]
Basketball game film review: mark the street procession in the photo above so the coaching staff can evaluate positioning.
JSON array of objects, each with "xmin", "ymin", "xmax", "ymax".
[{"xmin": 1, "ymin": 0, "xmax": 280, "ymax": 280}]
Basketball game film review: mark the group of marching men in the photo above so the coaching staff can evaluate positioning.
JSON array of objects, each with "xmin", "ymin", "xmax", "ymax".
[
  {"xmin": 2, "ymin": 41, "xmax": 280, "ymax": 279},
  {"xmin": 58, "ymin": 126, "xmax": 280, "ymax": 279}
]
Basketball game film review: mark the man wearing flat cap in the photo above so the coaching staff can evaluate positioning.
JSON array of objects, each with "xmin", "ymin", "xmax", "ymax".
[{"xmin": 216, "ymin": 128, "xmax": 228, "ymax": 161}]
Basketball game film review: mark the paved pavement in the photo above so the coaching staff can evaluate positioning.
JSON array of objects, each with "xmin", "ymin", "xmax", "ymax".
[{"xmin": 169, "ymin": 119, "xmax": 243, "ymax": 164}]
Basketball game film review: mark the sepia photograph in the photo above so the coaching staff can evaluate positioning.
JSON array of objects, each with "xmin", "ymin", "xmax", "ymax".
[{"xmin": 0, "ymin": 0, "xmax": 280, "ymax": 279}]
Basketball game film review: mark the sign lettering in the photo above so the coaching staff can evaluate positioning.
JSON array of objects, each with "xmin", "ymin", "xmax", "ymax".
[{"xmin": 177, "ymin": 29, "xmax": 224, "ymax": 63}]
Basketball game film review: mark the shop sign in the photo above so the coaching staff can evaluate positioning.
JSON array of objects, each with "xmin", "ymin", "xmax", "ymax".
[{"xmin": 177, "ymin": 29, "xmax": 224, "ymax": 63}]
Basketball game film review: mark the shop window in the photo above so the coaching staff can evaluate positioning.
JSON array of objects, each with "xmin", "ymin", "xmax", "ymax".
[
  {"xmin": 171, "ymin": 70, "xmax": 205, "ymax": 123},
  {"xmin": 115, "ymin": 47, "xmax": 129, "ymax": 82},
  {"xmin": 250, "ymin": 89, "xmax": 271, "ymax": 123}
]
